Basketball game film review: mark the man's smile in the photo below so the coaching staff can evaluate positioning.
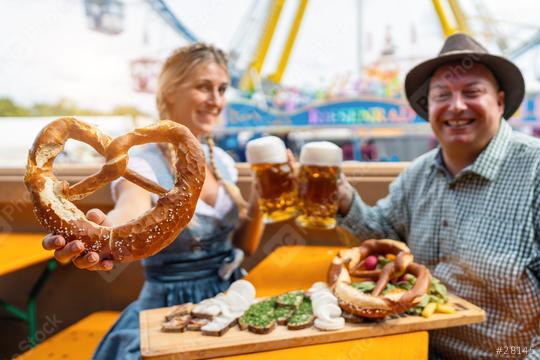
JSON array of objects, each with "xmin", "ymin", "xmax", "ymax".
[{"xmin": 444, "ymin": 119, "xmax": 475, "ymax": 128}]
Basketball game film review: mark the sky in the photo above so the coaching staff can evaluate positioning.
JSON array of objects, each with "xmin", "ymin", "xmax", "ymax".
[{"xmin": 1, "ymin": 0, "xmax": 539, "ymax": 116}]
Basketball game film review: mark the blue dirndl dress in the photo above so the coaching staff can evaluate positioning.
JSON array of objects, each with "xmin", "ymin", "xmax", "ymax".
[{"xmin": 93, "ymin": 144, "xmax": 244, "ymax": 360}]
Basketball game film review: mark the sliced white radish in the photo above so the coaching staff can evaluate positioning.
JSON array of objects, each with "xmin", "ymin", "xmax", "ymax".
[
  {"xmin": 214, "ymin": 299, "xmax": 231, "ymax": 316},
  {"xmin": 197, "ymin": 298, "xmax": 214, "ymax": 306},
  {"xmin": 204, "ymin": 304, "xmax": 221, "ymax": 317},
  {"xmin": 308, "ymin": 282, "xmax": 329, "ymax": 295},
  {"xmin": 310, "ymin": 289, "xmax": 333, "ymax": 297},
  {"xmin": 211, "ymin": 297, "xmax": 228, "ymax": 307},
  {"xmin": 310, "ymin": 288, "xmax": 333, "ymax": 297},
  {"xmin": 224, "ymin": 290, "xmax": 250, "ymax": 312},
  {"xmin": 229, "ymin": 310, "xmax": 245, "ymax": 319},
  {"xmin": 192, "ymin": 304, "xmax": 206, "ymax": 313},
  {"xmin": 228, "ymin": 280, "xmax": 256, "ymax": 302},
  {"xmin": 314, "ymin": 317, "xmax": 345, "ymax": 331},
  {"xmin": 312, "ymin": 294, "xmax": 338, "ymax": 308},
  {"xmin": 308, "ymin": 287, "xmax": 326, "ymax": 295},
  {"xmin": 214, "ymin": 293, "xmax": 227, "ymax": 301},
  {"xmin": 311, "ymin": 293, "xmax": 334, "ymax": 304},
  {"xmin": 315, "ymin": 303, "xmax": 342, "ymax": 322},
  {"xmin": 192, "ymin": 300, "xmax": 212, "ymax": 314},
  {"xmin": 201, "ymin": 321, "xmax": 227, "ymax": 332},
  {"xmin": 311, "ymin": 281, "xmax": 329, "ymax": 288},
  {"xmin": 219, "ymin": 305, "xmax": 243, "ymax": 319},
  {"xmin": 214, "ymin": 315, "xmax": 235, "ymax": 325}
]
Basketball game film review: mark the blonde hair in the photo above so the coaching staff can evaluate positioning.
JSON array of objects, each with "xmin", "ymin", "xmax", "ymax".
[{"xmin": 156, "ymin": 43, "xmax": 248, "ymax": 220}]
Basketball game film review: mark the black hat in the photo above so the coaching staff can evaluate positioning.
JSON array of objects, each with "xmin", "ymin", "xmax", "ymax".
[{"xmin": 405, "ymin": 33, "xmax": 525, "ymax": 121}]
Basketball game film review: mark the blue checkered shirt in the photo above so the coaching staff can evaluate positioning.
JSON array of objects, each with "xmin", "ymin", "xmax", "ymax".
[{"xmin": 339, "ymin": 121, "xmax": 540, "ymax": 359}]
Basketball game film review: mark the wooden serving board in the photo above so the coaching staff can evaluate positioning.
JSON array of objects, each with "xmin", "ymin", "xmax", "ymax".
[{"xmin": 140, "ymin": 294, "xmax": 485, "ymax": 359}]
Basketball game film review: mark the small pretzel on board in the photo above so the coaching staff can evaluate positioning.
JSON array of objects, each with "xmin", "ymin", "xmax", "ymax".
[
  {"xmin": 24, "ymin": 117, "xmax": 205, "ymax": 262},
  {"xmin": 327, "ymin": 239, "xmax": 431, "ymax": 318}
]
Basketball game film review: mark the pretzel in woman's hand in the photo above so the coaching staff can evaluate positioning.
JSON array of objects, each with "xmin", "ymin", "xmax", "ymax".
[
  {"xmin": 327, "ymin": 239, "xmax": 431, "ymax": 318},
  {"xmin": 25, "ymin": 117, "xmax": 205, "ymax": 263}
]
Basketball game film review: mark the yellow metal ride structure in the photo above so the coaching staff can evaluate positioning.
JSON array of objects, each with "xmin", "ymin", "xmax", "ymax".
[
  {"xmin": 239, "ymin": 0, "xmax": 309, "ymax": 92},
  {"xmin": 238, "ymin": 0, "xmax": 468, "ymax": 93}
]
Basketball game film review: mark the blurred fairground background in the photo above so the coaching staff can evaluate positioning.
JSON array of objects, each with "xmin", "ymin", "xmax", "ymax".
[
  {"xmin": 1, "ymin": 0, "xmax": 540, "ymax": 166},
  {"xmin": 2, "ymin": 1, "xmax": 540, "ymax": 358}
]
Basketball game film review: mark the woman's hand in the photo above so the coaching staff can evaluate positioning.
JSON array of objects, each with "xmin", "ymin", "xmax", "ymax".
[{"xmin": 42, "ymin": 209, "xmax": 114, "ymax": 271}]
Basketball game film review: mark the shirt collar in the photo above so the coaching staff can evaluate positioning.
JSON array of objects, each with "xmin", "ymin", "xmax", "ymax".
[
  {"xmin": 432, "ymin": 150, "xmax": 451, "ymax": 179},
  {"xmin": 430, "ymin": 120, "xmax": 512, "ymax": 182}
]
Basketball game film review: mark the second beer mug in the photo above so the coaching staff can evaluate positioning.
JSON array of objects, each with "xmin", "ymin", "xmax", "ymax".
[
  {"xmin": 246, "ymin": 136, "xmax": 298, "ymax": 224},
  {"xmin": 295, "ymin": 141, "xmax": 343, "ymax": 230}
]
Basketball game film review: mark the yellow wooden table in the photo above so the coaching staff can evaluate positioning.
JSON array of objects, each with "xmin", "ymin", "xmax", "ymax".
[
  {"xmin": 141, "ymin": 245, "xmax": 427, "ymax": 359},
  {"xmin": 0, "ymin": 233, "xmax": 52, "ymax": 276},
  {"xmin": 0, "ymin": 233, "xmax": 56, "ymax": 347},
  {"xmin": 244, "ymin": 245, "xmax": 345, "ymax": 297},
  {"xmin": 229, "ymin": 245, "xmax": 428, "ymax": 359}
]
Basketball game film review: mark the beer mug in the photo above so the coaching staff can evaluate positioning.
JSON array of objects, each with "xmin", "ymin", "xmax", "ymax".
[
  {"xmin": 246, "ymin": 136, "xmax": 297, "ymax": 223},
  {"xmin": 295, "ymin": 141, "xmax": 343, "ymax": 230}
]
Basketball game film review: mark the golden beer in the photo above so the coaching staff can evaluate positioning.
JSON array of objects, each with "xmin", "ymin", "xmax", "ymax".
[
  {"xmin": 252, "ymin": 162, "xmax": 297, "ymax": 223},
  {"xmin": 295, "ymin": 142, "xmax": 342, "ymax": 230},
  {"xmin": 247, "ymin": 136, "xmax": 297, "ymax": 223}
]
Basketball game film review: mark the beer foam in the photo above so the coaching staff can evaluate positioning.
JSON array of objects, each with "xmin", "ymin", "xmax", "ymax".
[
  {"xmin": 300, "ymin": 141, "xmax": 343, "ymax": 166},
  {"xmin": 246, "ymin": 136, "xmax": 287, "ymax": 164}
]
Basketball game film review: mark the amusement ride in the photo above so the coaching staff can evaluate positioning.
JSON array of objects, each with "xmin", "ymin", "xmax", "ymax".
[{"xmin": 83, "ymin": 0, "xmax": 540, "ymax": 160}]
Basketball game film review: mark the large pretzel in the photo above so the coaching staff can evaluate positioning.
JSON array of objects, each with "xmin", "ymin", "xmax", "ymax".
[
  {"xmin": 24, "ymin": 117, "xmax": 205, "ymax": 262},
  {"xmin": 327, "ymin": 240, "xmax": 431, "ymax": 318}
]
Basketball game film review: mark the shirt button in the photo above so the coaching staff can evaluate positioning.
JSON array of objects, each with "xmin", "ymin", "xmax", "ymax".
[{"xmin": 442, "ymin": 220, "xmax": 448, "ymax": 227}]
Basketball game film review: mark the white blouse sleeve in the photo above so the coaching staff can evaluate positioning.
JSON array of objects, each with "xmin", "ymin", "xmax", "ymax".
[
  {"xmin": 110, "ymin": 157, "xmax": 159, "ymax": 202},
  {"xmin": 214, "ymin": 147, "xmax": 238, "ymax": 183}
]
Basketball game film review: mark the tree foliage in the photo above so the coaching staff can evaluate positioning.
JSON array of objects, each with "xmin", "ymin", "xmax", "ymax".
[
  {"xmin": 0, "ymin": 98, "xmax": 32, "ymax": 116},
  {"xmin": 0, "ymin": 97, "xmax": 148, "ymax": 117}
]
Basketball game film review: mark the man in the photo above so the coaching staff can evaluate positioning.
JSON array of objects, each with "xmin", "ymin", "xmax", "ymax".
[{"xmin": 337, "ymin": 33, "xmax": 540, "ymax": 359}]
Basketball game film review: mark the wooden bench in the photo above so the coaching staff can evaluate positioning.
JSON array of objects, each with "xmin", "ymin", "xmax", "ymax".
[{"xmin": 17, "ymin": 311, "xmax": 120, "ymax": 359}]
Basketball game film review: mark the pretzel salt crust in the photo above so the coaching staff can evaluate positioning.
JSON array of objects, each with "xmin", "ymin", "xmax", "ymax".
[
  {"xmin": 328, "ymin": 239, "xmax": 431, "ymax": 318},
  {"xmin": 25, "ymin": 117, "xmax": 205, "ymax": 262}
]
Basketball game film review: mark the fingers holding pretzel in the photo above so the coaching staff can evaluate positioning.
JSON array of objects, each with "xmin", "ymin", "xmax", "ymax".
[
  {"xmin": 42, "ymin": 209, "xmax": 114, "ymax": 270},
  {"xmin": 27, "ymin": 117, "xmax": 205, "ymax": 263}
]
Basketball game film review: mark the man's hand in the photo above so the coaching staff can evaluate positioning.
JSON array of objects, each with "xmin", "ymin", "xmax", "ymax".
[{"xmin": 337, "ymin": 172, "xmax": 355, "ymax": 216}]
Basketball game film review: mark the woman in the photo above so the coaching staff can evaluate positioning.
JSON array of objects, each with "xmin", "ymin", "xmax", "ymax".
[{"xmin": 42, "ymin": 43, "xmax": 264, "ymax": 359}]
